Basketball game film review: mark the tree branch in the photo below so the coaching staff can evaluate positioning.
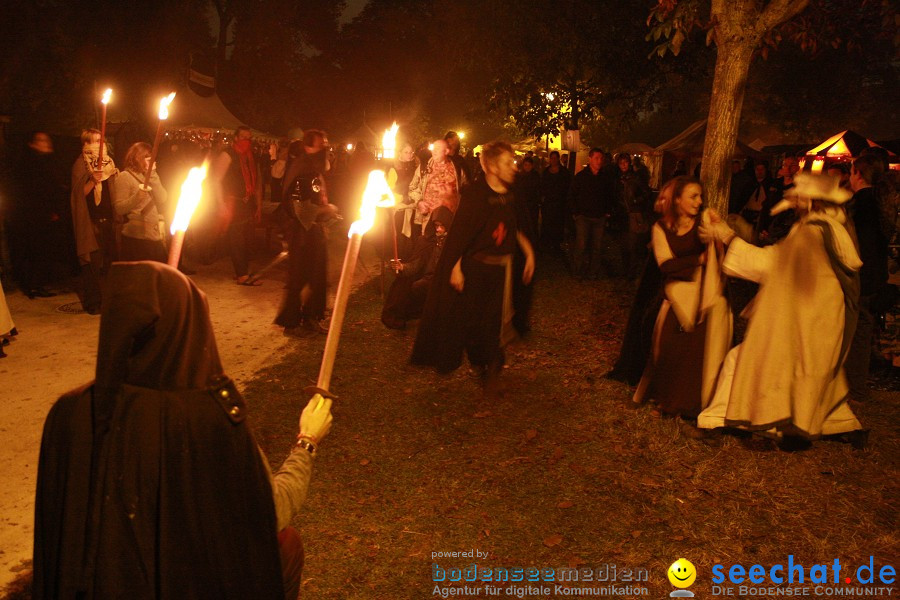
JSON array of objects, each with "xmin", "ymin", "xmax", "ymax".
[{"xmin": 758, "ymin": 0, "xmax": 810, "ymax": 33}]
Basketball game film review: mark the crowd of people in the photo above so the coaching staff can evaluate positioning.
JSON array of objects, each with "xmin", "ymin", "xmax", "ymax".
[{"xmin": 0, "ymin": 120, "xmax": 895, "ymax": 597}]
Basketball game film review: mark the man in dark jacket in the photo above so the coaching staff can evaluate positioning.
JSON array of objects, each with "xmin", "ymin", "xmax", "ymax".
[
  {"xmin": 614, "ymin": 152, "xmax": 651, "ymax": 277},
  {"xmin": 212, "ymin": 125, "xmax": 262, "ymax": 284},
  {"xmin": 11, "ymin": 132, "xmax": 66, "ymax": 297},
  {"xmin": 540, "ymin": 150, "xmax": 571, "ymax": 254},
  {"xmin": 568, "ymin": 147, "xmax": 616, "ymax": 279},
  {"xmin": 844, "ymin": 155, "xmax": 890, "ymax": 402}
]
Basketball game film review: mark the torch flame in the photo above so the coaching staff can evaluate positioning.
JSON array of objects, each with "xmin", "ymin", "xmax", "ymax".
[
  {"xmin": 348, "ymin": 170, "xmax": 395, "ymax": 237},
  {"xmin": 101, "ymin": 89, "xmax": 112, "ymax": 104},
  {"xmin": 158, "ymin": 92, "xmax": 176, "ymax": 120},
  {"xmin": 170, "ymin": 160, "xmax": 208, "ymax": 234},
  {"xmin": 382, "ymin": 122, "xmax": 399, "ymax": 159}
]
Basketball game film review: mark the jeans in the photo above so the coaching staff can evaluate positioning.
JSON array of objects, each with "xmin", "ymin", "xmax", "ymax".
[
  {"xmin": 573, "ymin": 215, "xmax": 606, "ymax": 277},
  {"xmin": 225, "ymin": 196, "xmax": 255, "ymax": 278}
]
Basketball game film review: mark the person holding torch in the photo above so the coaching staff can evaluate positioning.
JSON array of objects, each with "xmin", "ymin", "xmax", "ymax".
[
  {"xmin": 70, "ymin": 128, "xmax": 118, "ymax": 314},
  {"xmin": 34, "ymin": 261, "xmax": 334, "ymax": 600},
  {"xmin": 113, "ymin": 142, "xmax": 169, "ymax": 262}
]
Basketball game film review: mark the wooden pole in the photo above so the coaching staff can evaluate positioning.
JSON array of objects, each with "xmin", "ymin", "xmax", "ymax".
[
  {"xmin": 144, "ymin": 119, "xmax": 165, "ymax": 187},
  {"xmin": 316, "ymin": 233, "xmax": 363, "ymax": 391}
]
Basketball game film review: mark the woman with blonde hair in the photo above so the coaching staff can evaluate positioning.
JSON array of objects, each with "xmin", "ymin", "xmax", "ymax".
[
  {"xmin": 113, "ymin": 142, "xmax": 168, "ymax": 262},
  {"xmin": 632, "ymin": 177, "xmax": 732, "ymax": 419}
]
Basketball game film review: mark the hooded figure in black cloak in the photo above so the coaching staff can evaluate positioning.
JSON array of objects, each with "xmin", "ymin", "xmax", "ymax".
[
  {"xmin": 382, "ymin": 205, "xmax": 454, "ymax": 329},
  {"xmin": 34, "ymin": 262, "xmax": 285, "ymax": 599}
]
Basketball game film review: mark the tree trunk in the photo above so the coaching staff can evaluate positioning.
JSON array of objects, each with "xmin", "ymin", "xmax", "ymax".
[
  {"xmin": 699, "ymin": 39, "xmax": 755, "ymax": 214},
  {"xmin": 701, "ymin": 0, "xmax": 810, "ymax": 214}
]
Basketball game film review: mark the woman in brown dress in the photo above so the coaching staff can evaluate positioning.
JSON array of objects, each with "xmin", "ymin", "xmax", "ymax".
[{"xmin": 633, "ymin": 177, "xmax": 731, "ymax": 418}]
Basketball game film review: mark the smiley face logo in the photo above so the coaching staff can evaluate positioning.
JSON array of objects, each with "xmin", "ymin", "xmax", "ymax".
[{"xmin": 668, "ymin": 558, "xmax": 697, "ymax": 588}]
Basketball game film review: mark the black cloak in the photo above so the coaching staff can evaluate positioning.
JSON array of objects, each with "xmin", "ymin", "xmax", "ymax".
[
  {"xmin": 410, "ymin": 180, "xmax": 517, "ymax": 372},
  {"xmin": 34, "ymin": 262, "xmax": 284, "ymax": 599},
  {"xmin": 606, "ymin": 255, "xmax": 663, "ymax": 385}
]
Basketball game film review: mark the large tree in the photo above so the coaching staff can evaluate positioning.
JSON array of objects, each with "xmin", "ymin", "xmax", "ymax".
[
  {"xmin": 440, "ymin": 0, "xmax": 711, "ymax": 164},
  {"xmin": 649, "ymin": 0, "xmax": 899, "ymax": 212},
  {"xmin": 213, "ymin": 0, "xmax": 345, "ymax": 132}
]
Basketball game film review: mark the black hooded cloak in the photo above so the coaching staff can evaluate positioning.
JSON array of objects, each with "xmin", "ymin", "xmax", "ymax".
[
  {"xmin": 410, "ymin": 179, "xmax": 518, "ymax": 372},
  {"xmin": 34, "ymin": 262, "xmax": 284, "ymax": 599}
]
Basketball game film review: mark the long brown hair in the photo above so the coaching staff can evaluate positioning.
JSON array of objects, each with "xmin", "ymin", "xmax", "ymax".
[
  {"xmin": 124, "ymin": 142, "xmax": 152, "ymax": 174},
  {"xmin": 659, "ymin": 176, "xmax": 701, "ymax": 231}
]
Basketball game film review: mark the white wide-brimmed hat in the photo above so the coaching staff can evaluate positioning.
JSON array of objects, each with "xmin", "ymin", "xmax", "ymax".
[{"xmin": 770, "ymin": 172, "xmax": 852, "ymax": 215}]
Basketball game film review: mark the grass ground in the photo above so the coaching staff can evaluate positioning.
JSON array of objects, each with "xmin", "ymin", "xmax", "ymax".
[{"xmin": 244, "ymin": 255, "xmax": 899, "ymax": 599}]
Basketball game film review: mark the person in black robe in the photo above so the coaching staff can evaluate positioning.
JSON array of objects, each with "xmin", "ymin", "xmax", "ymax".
[
  {"xmin": 606, "ymin": 181, "xmax": 670, "ymax": 386},
  {"xmin": 275, "ymin": 131, "xmax": 338, "ymax": 336},
  {"xmin": 33, "ymin": 262, "xmax": 333, "ymax": 600},
  {"xmin": 411, "ymin": 141, "xmax": 535, "ymax": 396},
  {"xmin": 539, "ymin": 150, "xmax": 571, "ymax": 255},
  {"xmin": 382, "ymin": 206, "xmax": 453, "ymax": 330},
  {"xmin": 605, "ymin": 255, "xmax": 663, "ymax": 385},
  {"xmin": 10, "ymin": 132, "xmax": 67, "ymax": 298}
]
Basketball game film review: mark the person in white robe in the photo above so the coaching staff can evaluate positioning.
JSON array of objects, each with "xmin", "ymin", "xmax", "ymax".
[
  {"xmin": 0, "ymin": 277, "xmax": 15, "ymax": 358},
  {"xmin": 697, "ymin": 173, "xmax": 864, "ymax": 443}
]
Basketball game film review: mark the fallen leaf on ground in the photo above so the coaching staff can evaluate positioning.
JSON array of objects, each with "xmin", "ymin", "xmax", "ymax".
[
  {"xmin": 474, "ymin": 411, "xmax": 492, "ymax": 418},
  {"xmin": 557, "ymin": 501, "xmax": 574, "ymax": 509},
  {"xmin": 525, "ymin": 429, "xmax": 538, "ymax": 441},
  {"xmin": 549, "ymin": 448, "xmax": 564, "ymax": 464},
  {"xmin": 360, "ymin": 459, "xmax": 371, "ymax": 466},
  {"xmin": 631, "ymin": 530, "xmax": 642, "ymax": 539},
  {"xmin": 543, "ymin": 534, "xmax": 563, "ymax": 548}
]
